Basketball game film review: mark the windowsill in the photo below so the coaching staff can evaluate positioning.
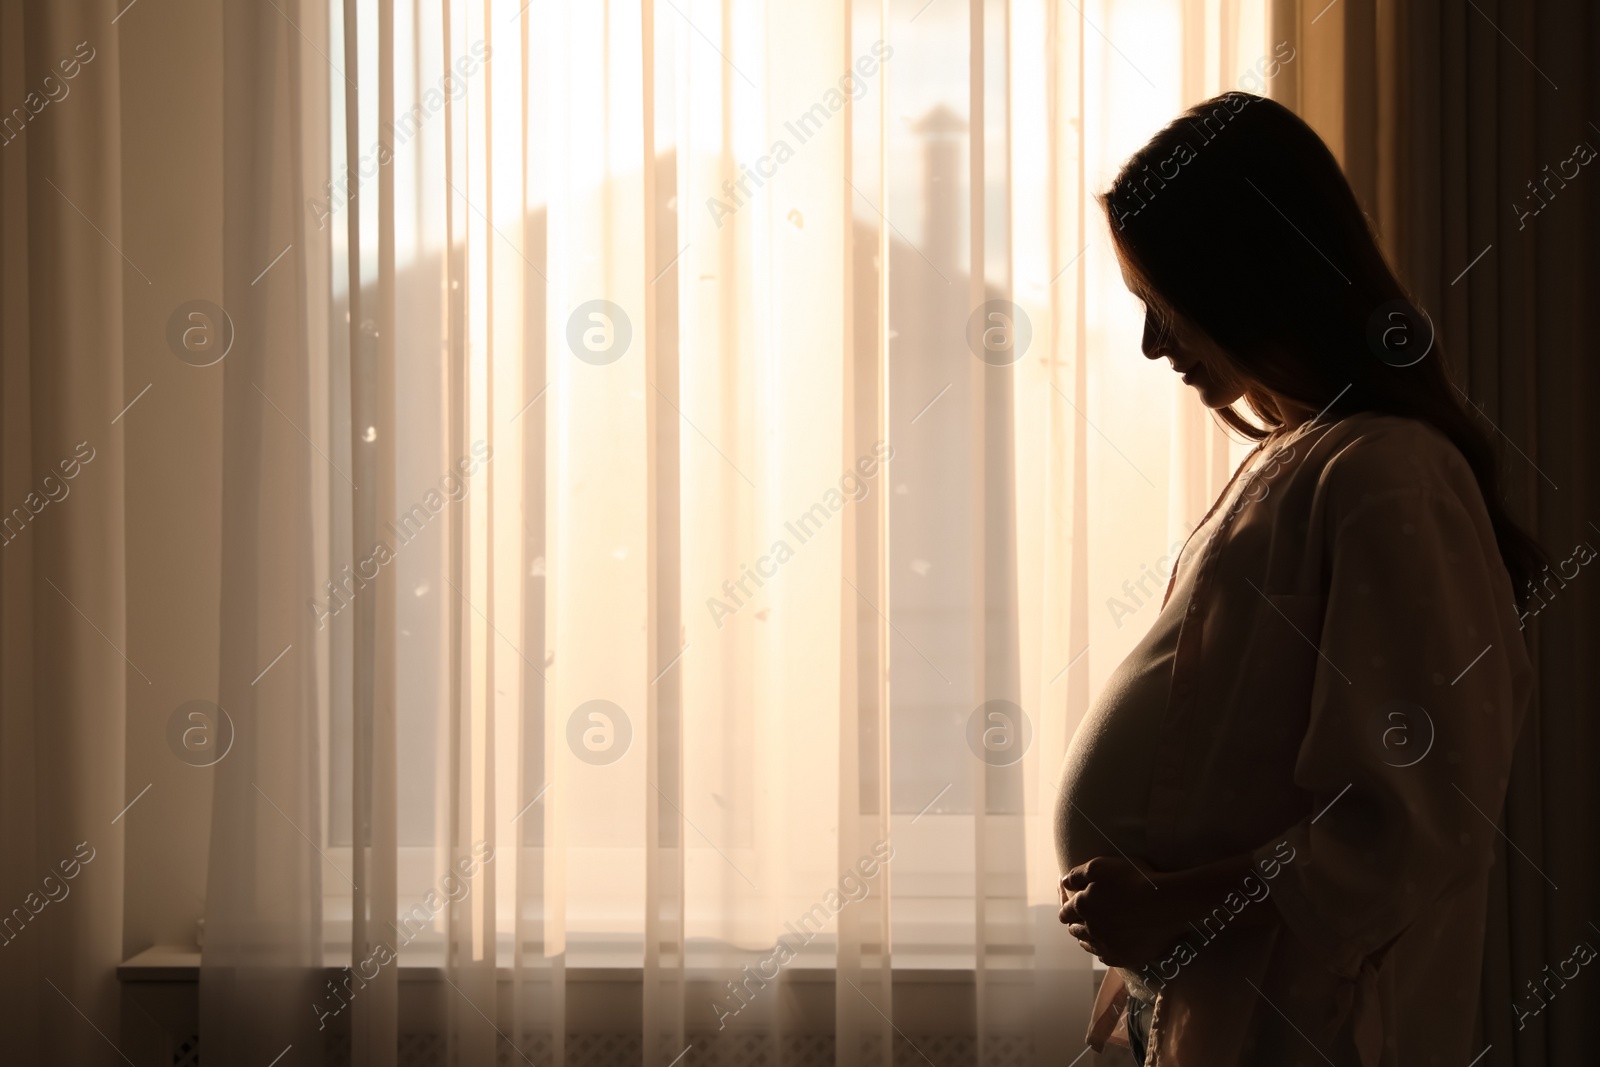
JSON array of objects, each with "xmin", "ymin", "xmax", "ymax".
[
  {"xmin": 118, "ymin": 947, "xmax": 1104, "ymax": 1040},
  {"xmin": 118, "ymin": 947, "xmax": 204, "ymax": 982}
]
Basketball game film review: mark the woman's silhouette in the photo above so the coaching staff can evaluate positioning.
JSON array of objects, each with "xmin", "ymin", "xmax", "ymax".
[{"xmin": 1055, "ymin": 92, "xmax": 1539, "ymax": 1066}]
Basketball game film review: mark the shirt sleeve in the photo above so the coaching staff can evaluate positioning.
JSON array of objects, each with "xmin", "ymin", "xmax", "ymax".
[{"xmin": 1253, "ymin": 467, "xmax": 1530, "ymax": 980}]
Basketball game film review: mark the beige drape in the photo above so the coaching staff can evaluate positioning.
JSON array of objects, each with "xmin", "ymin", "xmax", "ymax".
[
  {"xmin": 0, "ymin": 1, "xmax": 127, "ymax": 1065},
  {"xmin": 1278, "ymin": 2, "xmax": 1598, "ymax": 1064}
]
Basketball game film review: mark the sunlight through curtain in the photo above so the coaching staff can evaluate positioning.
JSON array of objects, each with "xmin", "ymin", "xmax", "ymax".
[{"xmin": 201, "ymin": 0, "xmax": 1272, "ymax": 1063}]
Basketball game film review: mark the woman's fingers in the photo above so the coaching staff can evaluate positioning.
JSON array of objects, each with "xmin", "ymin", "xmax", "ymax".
[
  {"xmin": 1059, "ymin": 858, "xmax": 1107, "ymax": 908},
  {"xmin": 1061, "ymin": 886, "xmax": 1108, "ymax": 961}
]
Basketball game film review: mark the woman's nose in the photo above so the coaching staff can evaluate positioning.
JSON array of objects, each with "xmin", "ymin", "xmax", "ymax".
[{"xmin": 1141, "ymin": 311, "xmax": 1166, "ymax": 360}]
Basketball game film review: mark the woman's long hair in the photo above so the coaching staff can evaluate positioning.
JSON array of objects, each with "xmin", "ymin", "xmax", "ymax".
[{"xmin": 1102, "ymin": 91, "xmax": 1544, "ymax": 602}]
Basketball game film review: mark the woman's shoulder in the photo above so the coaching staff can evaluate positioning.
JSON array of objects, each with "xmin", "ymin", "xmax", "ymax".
[{"xmin": 1302, "ymin": 411, "xmax": 1484, "ymax": 520}]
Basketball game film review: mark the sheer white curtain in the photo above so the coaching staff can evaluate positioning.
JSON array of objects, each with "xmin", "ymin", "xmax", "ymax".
[
  {"xmin": 198, "ymin": 0, "xmax": 1270, "ymax": 1064},
  {"xmin": 200, "ymin": 1, "xmax": 335, "ymax": 1064}
]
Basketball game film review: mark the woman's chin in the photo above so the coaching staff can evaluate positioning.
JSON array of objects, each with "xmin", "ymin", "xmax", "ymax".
[{"xmin": 1187, "ymin": 376, "xmax": 1244, "ymax": 410}]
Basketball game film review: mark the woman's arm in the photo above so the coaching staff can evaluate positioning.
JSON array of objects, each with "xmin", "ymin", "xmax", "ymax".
[{"xmin": 1238, "ymin": 479, "xmax": 1528, "ymax": 979}]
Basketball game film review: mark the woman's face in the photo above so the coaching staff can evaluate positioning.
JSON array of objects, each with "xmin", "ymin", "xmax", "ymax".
[
  {"xmin": 1122, "ymin": 265, "xmax": 1246, "ymax": 410},
  {"xmin": 1139, "ymin": 306, "xmax": 1245, "ymax": 409}
]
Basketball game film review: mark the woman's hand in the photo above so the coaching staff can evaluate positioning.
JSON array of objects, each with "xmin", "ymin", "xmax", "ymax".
[
  {"xmin": 1058, "ymin": 856, "xmax": 1183, "ymax": 968},
  {"xmin": 1059, "ymin": 851, "xmax": 1272, "ymax": 969}
]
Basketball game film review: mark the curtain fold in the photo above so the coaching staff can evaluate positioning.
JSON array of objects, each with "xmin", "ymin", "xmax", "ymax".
[
  {"xmin": 0, "ymin": 2, "xmax": 126, "ymax": 1064},
  {"xmin": 1280, "ymin": 2, "xmax": 1598, "ymax": 1063},
  {"xmin": 201, "ymin": 0, "xmax": 331, "ymax": 1063}
]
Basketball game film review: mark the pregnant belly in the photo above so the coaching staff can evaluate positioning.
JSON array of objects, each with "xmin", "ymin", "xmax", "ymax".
[
  {"xmin": 1054, "ymin": 739, "xmax": 1149, "ymax": 874},
  {"xmin": 1054, "ymin": 650, "xmax": 1170, "ymax": 874}
]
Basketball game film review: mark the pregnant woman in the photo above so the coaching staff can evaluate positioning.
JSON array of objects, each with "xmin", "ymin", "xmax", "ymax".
[{"xmin": 1055, "ymin": 93, "xmax": 1538, "ymax": 1066}]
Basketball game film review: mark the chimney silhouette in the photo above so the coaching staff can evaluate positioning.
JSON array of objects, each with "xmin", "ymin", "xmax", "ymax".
[{"xmin": 912, "ymin": 104, "xmax": 968, "ymax": 278}]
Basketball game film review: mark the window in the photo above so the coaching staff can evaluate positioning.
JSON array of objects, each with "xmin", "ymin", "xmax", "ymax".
[{"xmin": 308, "ymin": 0, "xmax": 1267, "ymax": 973}]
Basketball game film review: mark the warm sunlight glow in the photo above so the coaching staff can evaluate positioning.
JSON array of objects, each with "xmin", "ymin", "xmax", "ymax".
[{"xmin": 338, "ymin": 0, "xmax": 1265, "ymax": 968}]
